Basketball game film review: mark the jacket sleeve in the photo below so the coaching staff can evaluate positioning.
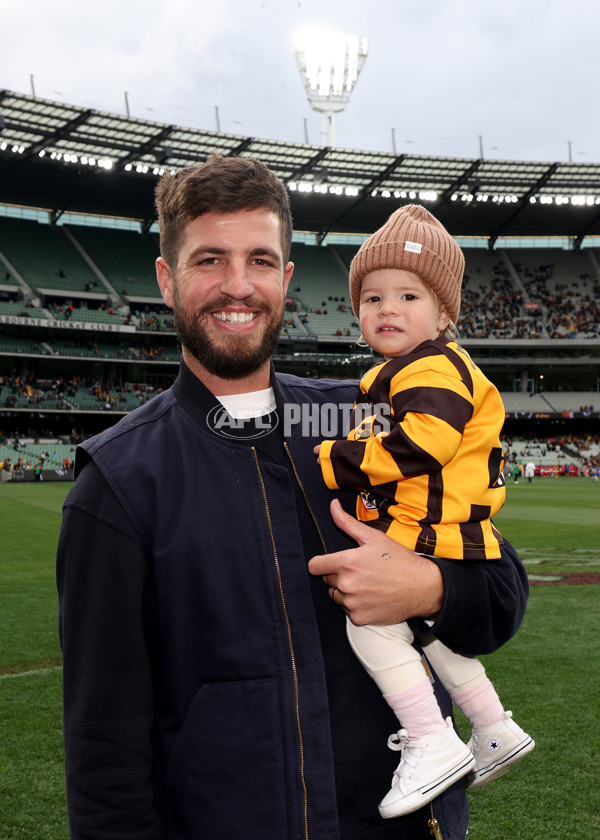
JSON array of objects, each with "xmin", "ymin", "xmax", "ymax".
[
  {"xmin": 320, "ymin": 365, "xmax": 473, "ymax": 491},
  {"xmin": 425, "ymin": 538, "xmax": 529, "ymax": 656},
  {"xmin": 56, "ymin": 461, "xmax": 164, "ymax": 840}
]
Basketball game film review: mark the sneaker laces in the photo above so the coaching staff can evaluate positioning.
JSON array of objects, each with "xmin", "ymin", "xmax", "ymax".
[
  {"xmin": 387, "ymin": 729, "xmax": 409, "ymax": 753},
  {"xmin": 386, "ymin": 729, "xmax": 423, "ymax": 784}
]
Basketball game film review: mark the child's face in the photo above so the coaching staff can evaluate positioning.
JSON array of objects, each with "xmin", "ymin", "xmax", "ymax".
[{"xmin": 359, "ymin": 269, "xmax": 449, "ymax": 359}]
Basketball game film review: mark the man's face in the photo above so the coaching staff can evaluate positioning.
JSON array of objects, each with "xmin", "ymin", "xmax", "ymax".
[{"xmin": 156, "ymin": 208, "xmax": 293, "ymax": 383}]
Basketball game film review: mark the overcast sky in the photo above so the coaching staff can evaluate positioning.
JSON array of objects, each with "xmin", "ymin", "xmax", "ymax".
[{"xmin": 2, "ymin": 0, "xmax": 599, "ymax": 164}]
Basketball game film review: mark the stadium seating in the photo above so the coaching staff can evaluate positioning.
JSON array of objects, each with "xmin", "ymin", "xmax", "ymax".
[
  {"xmin": 1, "ymin": 213, "xmax": 599, "ymax": 341},
  {"xmin": 0, "ymin": 268, "xmax": 20, "ymax": 287},
  {"xmin": 288, "ymin": 242, "xmax": 361, "ymax": 338},
  {"xmin": 0, "ymin": 216, "xmax": 99, "ymax": 294},
  {"xmin": 0, "ymin": 299, "xmax": 51, "ymax": 319},
  {"xmin": 65, "ymin": 225, "xmax": 160, "ymax": 298},
  {"xmin": 0, "ymin": 441, "xmax": 75, "ymax": 466},
  {"xmin": 67, "ymin": 306, "xmax": 129, "ymax": 326},
  {"xmin": 500, "ymin": 392, "xmax": 594, "ymax": 413},
  {"xmin": 508, "ymin": 248, "xmax": 599, "ymax": 339}
]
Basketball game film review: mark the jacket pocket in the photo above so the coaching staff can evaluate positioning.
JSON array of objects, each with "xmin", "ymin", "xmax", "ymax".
[{"xmin": 164, "ymin": 679, "xmax": 291, "ymax": 839}]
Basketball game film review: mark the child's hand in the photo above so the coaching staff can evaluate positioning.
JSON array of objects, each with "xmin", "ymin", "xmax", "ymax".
[{"xmin": 313, "ymin": 444, "xmax": 321, "ymax": 463}]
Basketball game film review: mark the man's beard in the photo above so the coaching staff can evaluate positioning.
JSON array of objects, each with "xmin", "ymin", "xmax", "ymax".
[{"xmin": 172, "ymin": 287, "xmax": 284, "ymax": 380}]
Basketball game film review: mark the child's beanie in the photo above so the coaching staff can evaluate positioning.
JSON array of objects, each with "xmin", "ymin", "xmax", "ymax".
[{"xmin": 349, "ymin": 204, "xmax": 464, "ymax": 322}]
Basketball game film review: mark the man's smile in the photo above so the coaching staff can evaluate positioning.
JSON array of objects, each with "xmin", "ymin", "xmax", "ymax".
[{"xmin": 212, "ymin": 310, "xmax": 258, "ymax": 324}]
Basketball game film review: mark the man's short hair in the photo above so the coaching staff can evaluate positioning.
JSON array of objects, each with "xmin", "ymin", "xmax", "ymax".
[{"xmin": 155, "ymin": 153, "xmax": 293, "ymax": 269}]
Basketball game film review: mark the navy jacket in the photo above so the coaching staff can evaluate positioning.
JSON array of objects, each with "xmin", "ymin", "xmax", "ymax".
[{"xmin": 57, "ymin": 363, "xmax": 529, "ymax": 839}]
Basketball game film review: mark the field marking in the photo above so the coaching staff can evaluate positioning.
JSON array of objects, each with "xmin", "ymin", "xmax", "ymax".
[
  {"xmin": 0, "ymin": 665, "xmax": 62, "ymax": 680},
  {"xmin": 520, "ymin": 547, "xmax": 600, "ymax": 567},
  {"xmin": 524, "ymin": 557, "xmax": 600, "ymax": 566},
  {"xmin": 528, "ymin": 571, "xmax": 600, "ymax": 585}
]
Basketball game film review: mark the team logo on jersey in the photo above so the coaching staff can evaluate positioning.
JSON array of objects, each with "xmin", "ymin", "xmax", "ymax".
[
  {"xmin": 350, "ymin": 402, "xmax": 393, "ymax": 440},
  {"xmin": 352, "ymin": 418, "xmax": 375, "ymax": 439},
  {"xmin": 359, "ymin": 491, "xmax": 380, "ymax": 511}
]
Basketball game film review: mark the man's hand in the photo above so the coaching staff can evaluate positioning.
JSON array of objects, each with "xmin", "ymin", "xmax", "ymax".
[{"xmin": 308, "ymin": 499, "xmax": 443, "ymax": 626}]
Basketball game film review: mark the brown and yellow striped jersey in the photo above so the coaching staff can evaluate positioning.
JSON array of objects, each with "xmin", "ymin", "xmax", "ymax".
[{"xmin": 319, "ymin": 338, "xmax": 506, "ymax": 560}]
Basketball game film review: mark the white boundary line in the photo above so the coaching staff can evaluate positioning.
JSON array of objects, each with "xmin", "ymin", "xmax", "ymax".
[{"xmin": 0, "ymin": 665, "xmax": 62, "ymax": 680}]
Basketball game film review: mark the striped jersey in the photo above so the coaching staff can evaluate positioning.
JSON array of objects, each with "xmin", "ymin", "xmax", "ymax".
[{"xmin": 318, "ymin": 338, "xmax": 506, "ymax": 560}]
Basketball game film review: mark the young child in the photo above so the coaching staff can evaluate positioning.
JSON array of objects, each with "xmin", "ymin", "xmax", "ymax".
[{"xmin": 315, "ymin": 205, "xmax": 534, "ymax": 819}]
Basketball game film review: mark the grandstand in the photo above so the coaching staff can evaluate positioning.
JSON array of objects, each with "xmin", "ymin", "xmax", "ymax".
[
  {"xmin": 2, "ymin": 215, "xmax": 598, "ymax": 344},
  {"xmin": 0, "ymin": 90, "xmax": 599, "ymax": 479}
]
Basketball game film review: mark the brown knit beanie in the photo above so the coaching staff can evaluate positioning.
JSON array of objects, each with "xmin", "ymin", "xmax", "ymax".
[{"xmin": 349, "ymin": 205, "xmax": 464, "ymax": 323}]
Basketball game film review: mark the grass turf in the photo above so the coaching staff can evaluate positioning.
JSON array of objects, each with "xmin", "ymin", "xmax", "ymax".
[
  {"xmin": 0, "ymin": 483, "xmax": 67, "ymax": 839},
  {"xmin": 0, "ymin": 477, "xmax": 598, "ymax": 838}
]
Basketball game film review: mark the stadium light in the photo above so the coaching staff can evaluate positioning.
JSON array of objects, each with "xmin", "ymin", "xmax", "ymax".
[{"xmin": 294, "ymin": 28, "xmax": 368, "ymax": 147}]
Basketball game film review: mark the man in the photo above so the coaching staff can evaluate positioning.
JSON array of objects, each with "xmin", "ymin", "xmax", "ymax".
[{"xmin": 57, "ymin": 154, "xmax": 528, "ymax": 840}]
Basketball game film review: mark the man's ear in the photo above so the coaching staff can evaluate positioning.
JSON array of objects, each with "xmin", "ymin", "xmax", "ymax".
[
  {"xmin": 156, "ymin": 257, "xmax": 174, "ymax": 308},
  {"xmin": 283, "ymin": 261, "xmax": 294, "ymax": 295}
]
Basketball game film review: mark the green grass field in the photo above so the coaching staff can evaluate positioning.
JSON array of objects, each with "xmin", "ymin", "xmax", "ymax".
[{"xmin": 0, "ymin": 478, "xmax": 599, "ymax": 839}]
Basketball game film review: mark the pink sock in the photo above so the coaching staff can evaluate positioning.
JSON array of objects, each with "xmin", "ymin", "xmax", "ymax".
[
  {"xmin": 452, "ymin": 678, "xmax": 504, "ymax": 729},
  {"xmin": 384, "ymin": 678, "xmax": 447, "ymax": 740}
]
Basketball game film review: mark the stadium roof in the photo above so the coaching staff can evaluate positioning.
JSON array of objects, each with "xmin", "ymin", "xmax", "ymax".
[{"xmin": 2, "ymin": 89, "xmax": 600, "ymax": 245}]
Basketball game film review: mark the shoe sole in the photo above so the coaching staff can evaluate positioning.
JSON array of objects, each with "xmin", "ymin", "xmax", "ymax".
[
  {"xmin": 467, "ymin": 737, "xmax": 535, "ymax": 789},
  {"xmin": 379, "ymin": 752, "xmax": 476, "ymax": 819}
]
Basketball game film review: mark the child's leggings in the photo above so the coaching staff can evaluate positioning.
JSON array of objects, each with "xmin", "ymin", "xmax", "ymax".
[{"xmin": 346, "ymin": 618, "xmax": 486, "ymax": 697}]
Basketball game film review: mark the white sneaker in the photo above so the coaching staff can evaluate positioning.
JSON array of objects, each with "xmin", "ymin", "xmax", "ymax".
[
  {"xmin": 466, "ymin": 711, "xmax": 535, "ymax": 789},
  {"xmin": 378, "ymin": 718, "xmax": 475, "ymax": 819}
]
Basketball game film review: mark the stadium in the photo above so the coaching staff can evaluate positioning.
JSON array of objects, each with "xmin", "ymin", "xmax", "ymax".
[
  {"xmin": 0, "ymin": 90, "xmax": 599, "ymax": 839},
  {"xmin": 1, "ymin": 88, "xmax": 600, "ymax": 481}
]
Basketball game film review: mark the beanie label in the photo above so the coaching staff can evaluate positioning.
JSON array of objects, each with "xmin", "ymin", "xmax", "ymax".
[{"xmin": 404, "ymin": 240, "xmax": 422, "ymax": 254}]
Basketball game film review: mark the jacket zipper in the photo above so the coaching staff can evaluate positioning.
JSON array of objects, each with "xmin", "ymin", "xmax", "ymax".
[
  {"xmin": 252, "ymin": 448, "xmax": 309, "ymax": 840},
  {"xmin": 429, "ymin": 803, "xmax": 443, "ymax": 838}
]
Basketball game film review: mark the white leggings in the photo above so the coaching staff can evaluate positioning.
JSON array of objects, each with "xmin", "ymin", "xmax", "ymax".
[{"xmin": 346, "ymin": 617, "xmax": 486, "ymax": 698}]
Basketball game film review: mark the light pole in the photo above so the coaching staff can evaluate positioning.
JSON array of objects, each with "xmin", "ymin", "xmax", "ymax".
[{"xmin": 294, "ymin": 29, "xmax": 368, "ymax": 147}]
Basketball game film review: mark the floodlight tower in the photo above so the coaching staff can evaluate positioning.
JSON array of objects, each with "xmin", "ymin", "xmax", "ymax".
[{"xmin": 294, "ymin": 29, "xmax": 368, "ymax": 147}]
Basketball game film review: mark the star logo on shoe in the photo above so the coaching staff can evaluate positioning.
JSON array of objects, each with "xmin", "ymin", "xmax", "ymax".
[{"xmin": 488, "ymin": 738, "xmax": 502, "ymax": 752}]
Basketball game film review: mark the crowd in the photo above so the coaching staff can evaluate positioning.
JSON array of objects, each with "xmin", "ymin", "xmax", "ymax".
[
  {"xmin": 220, "ymin": 260, "xmax": 600, "ymax": 341},
  {"xmin": 455, "ymin": 262, "xmax": 595, "ymax": 340},
  {"xmin": 458, "ymin": 272, "xmax": 536, "ymax": 339},
  {"xmin": 0, "ymin": 373, "xmax": 76, "ymax": 408},
  {"xmin": 0, "ymin": 373, "xmax": 171, "ymax": 412},
  {"xmin": 0, "ymin": 451, "xmax": 73, "ymax": 474},
  {"xmin": 517, "ymin": 263, "xmax": 600, "ymax": 339},
  {"xmin": 501, "ymin": 431, "xmax": 600, "ymax": 473}
]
